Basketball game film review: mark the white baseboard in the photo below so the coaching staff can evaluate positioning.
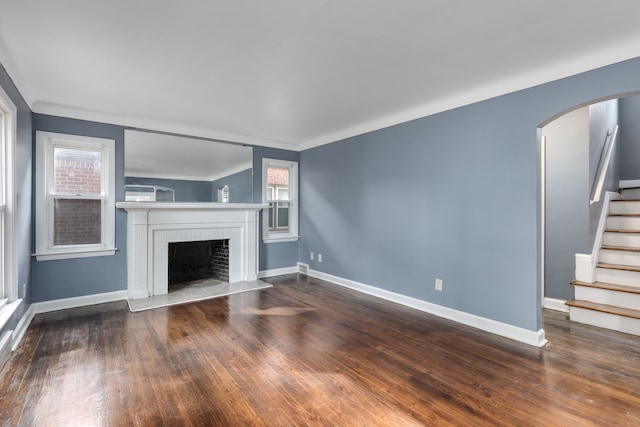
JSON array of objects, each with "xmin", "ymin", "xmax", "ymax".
[
  {"xmin": 11, "ymin": 304, "xmax": 34, "ymax": 351},
  {"xmin": 543, "ymin": 297, "xmax": 569, "ymax": 313},
  {"xmin": 32, "ymin": 290, "xmax": 127, "ymax": 314},
  {"xmin": 258, "ymin": 266, "xmax": 298, "ymax": 278},
  {"xmin": 304, "ymin": 267, "xmax": 547, "ymax": 348}
]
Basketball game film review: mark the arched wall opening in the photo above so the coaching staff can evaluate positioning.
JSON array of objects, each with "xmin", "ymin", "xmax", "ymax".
[{"xmin": 538, "ymin": 92, "xmax": 640, "ymax": 312}]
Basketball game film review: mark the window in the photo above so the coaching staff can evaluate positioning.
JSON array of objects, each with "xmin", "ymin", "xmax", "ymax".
[
  {"xmin": 35, "ymin": 131, "xmax": 116, "ymax": 260},
  {"xmin": 262, "ymin": 158, "xmax": 298, "ymax": 243},
  {"xmin": 0, "ymin": 86, "xmax": 16, "ymax": 304}
]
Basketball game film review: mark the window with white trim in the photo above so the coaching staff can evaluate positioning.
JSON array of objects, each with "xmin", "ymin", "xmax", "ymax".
[
  {"xmin": 35, "ymin": 131, "xmax": 116, "ymax": 261},
  {"xmin": 0, "ymin": 85, "xmax": 16, "ymax": 305},
  {"xmin": 262, "ymin": 158, "xmax": 298, "ymax": 243}
]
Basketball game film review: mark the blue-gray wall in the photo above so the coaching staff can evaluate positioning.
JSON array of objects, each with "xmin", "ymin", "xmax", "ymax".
[
  {"xmin": 299, "ymin": 57, "xmax": 640, "ymax": 332},
  {"xmin": 31, "ymin": 114, "xmax": 128, "ymax": 302},
  {"xmin": 543, "ymin": 107, "xmax": 590, "ymax": 301},
  {"xmin": 253, "ymin": 146, "xmax": 300, "ymax": 271},
  {"xmin": 210, "ymin": 168, "xmax": 253, "ymax": 203},
  {"xmin": 620, "ymin": 96, "xmax": 640, "ymax": 180},
  {"xmin": 125, "ymin": 176, "xmax": 213, "ymax": 202},
  {"xmin": 0, "ymin": 63, "xmax": 33, "ymax": 334}
]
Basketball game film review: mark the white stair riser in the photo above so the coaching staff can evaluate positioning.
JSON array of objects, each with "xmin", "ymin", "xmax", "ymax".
[
  {"xmin": 574, "ymin": 287, "xmax": 640, "ymax": 311},
  {"xmin": 570, "ymin": 307, "xmax": 640, "ymax": 335},
  {"xmin": 620, "ymin": 188, "xmax": 640, "ymax": 200},
  {"xmin": 606, "ymin": 216, "xmax": 640, "ymax": 230},
  {"xmin": 602, "ymin": 232, "xmax": 640, "ymax": 247},
  {"xmin": 595, "ymin": 268, "xmax": 640, "ymax": 286},
  {"xmin": 599, "ymin": 249, "xmax": 640, "ymax": 267},
  {"xmin": 610, "ymin": 201, "xmax": 640, "ymax": 215}
]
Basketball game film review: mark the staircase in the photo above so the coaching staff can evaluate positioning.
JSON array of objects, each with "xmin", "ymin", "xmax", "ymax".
[{"xmin": 567, "ymin": 186, "xmax": 640, "ymax": 335}]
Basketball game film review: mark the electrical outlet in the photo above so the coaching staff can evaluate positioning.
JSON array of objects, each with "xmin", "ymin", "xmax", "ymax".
[
  {"xmin": 22, "ymin": 284, "xmax": 26, "ymax": 299},
  {"xmin": 310, "ymin": 252, "xmax": 314, "ymax": 261},
  {"xmin": 435, "ymin": 278, "xmax": 443, "ymax": 291},
  {"xmin": 318, "ymin": 254, "xmax": 323, "ymax": 262}
]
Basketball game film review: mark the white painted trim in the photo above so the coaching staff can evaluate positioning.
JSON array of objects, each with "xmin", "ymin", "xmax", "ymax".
[
  {"xmin": 619, "ymin": 179, "xmax": 640, "ymax": 189},
  {"xmin": 543, "ymin": 297, "xmax": 569, "ymax": 313},
  {"xmin": 34, "ymin": 248, "xmax": 117, "ymax": 261},
  {"xmin": 575, "ymin": 191, "xmax": 620, "ymax": 283},
  {"xmin": 31, "ymin": 290, "xmax": 127, "ymax": 314},
  {"xmin": 0, "ymin": 299, "xmax": 19, "ymax": 332},
  {"xmin": 11, "ymin": 304, "xmax": 34, "ymax": 351},
  {"xmin": 0, "ymin": 84, "xmax": 17, "ymax": 302},
  {"xmin": 258, "ymin": 266, "xmax": 298, "ymax": 278},
  {"xmin": 304, "ymin": 267, "xmax": 547, "ymax": 347},
  {"xmin": 575, "ymin": 254, "xmax": 595, "ymax": 283},
  {"xmin": 0, "ymin": 331, "xmax": 11, "ymax": 368},
  {"xmin": 540, "ymin": 134, "xmax": 546, "ymax": 305}
]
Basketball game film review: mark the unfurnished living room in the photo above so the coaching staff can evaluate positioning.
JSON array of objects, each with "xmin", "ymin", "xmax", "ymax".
[{"xmin": 2, "ymin": 1, "xmax": 640, "ymax": 425}]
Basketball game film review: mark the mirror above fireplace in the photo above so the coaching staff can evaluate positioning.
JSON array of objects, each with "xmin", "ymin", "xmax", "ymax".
[{"xmin": 124, "ymin": 129, "xmax": 253, "ymax": 203}]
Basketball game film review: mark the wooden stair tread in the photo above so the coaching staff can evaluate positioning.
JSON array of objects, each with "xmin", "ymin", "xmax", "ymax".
[
  {"xmin": 608, "ymin": 214, "xmax": 640, "ymax": 217},
  {"xmin": 611, "ymin": 199, "xmax": 640, "ymax": 202},
  {"xmin": 571, "ymin": 280, "xmax": 640, "ymax": 294},
  {"xmin": 566, "ymin": 299, "xmax": 640, "ymax": 320},
  {"xmin": 597, "ymin": 263, "xmax": 640, "ymax": 272},
  {"xmin": 600, "ymin": 245, "xmax": 640, "ymax": 252}
]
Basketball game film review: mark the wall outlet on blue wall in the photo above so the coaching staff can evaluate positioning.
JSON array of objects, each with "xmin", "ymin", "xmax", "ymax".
[
  {"xmin": 310, "ymin": 252, "xmax": 314, "ymax": 261},
  {"xmin": 435, "ymin": 278, "xmax": 443, "ymax": 291},
  {"xmin": 318, "ymin": 254, "xmax": 322, "ymax": 262}
]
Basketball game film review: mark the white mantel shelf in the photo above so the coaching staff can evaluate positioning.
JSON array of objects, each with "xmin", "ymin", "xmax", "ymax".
[
  {"xmin": 116, "ymin": 202, "xmax": 267, "ymax": 300},
  {"xmin": 116, "ymin": 202, "xmax": 268, "ymax": 211}
]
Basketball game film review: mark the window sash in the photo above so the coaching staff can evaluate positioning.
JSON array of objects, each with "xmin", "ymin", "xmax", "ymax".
[
  {"xmin": 267, "ymin": 200, "xmax": 290, "ymax": 232},
  {"xmin": 48, "ymin": 195, "xmax": 105, "ymax": 248}
]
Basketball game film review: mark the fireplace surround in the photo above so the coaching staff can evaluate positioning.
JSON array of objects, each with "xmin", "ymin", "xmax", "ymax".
[{"xmin": 116, "ymin": 202, "xmax": 266, "ymax": 300}]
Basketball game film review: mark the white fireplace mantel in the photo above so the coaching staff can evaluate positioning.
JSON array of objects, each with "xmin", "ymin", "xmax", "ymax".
[{"xmin": 116, "ymin": 202, "xmax": 267, "ymax": 300}]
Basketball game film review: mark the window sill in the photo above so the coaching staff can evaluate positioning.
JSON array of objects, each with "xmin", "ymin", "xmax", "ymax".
[
  {"xmin": 0, "ymin": 299, "xmax": 21, "ymax": 333},
  {"xmin": 263, "ymin": 235, "xmax": 299, "ymax": 244},
  {"xmin": 33, "ymin": 248, "xmax": 117, "ymax": 261}
]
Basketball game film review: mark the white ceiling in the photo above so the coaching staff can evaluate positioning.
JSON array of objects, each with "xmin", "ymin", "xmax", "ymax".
[{"xmin": 1, "ymin": 1, "xmax": 640, "ymax": 151}]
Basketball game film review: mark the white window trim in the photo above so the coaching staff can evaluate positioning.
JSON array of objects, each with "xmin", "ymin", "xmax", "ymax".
[
  {"xmin": 0, "ymin": 85, "xmax": 16, "ymax": 303},
  {"xmin": 35, "ymin": 131, "xmax": 116, "ymax": 261},
  {"xmin": 262, "ymin": 158, "xmax": 299, "ymax": 243}
]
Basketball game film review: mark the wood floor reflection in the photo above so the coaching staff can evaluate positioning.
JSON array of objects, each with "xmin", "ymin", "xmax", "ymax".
[{"xmin": 2, "ymin": 274, "xmax": 640, "ymax": 426}]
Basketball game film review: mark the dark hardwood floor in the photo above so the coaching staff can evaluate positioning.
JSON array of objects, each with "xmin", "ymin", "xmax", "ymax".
[{"xmin": 2, "ymin": 274, "xmax": 640, "ymax": 426}]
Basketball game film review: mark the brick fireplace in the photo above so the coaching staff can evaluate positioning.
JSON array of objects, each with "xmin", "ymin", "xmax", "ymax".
[
  {"xmin": 168, "ymin": 239, "xmax": 230, "ymax": 287},
  {"xmin": 116, "ymin": 202, "xmax": 266, "ymax": 299}
]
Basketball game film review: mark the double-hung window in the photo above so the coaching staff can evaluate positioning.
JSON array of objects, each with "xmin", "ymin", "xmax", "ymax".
[
  {"xmin": 35, "ymin": 131, "xmax": 116, "ymax": 260},
  {"xmin": 0, "ymin": 85, "xmax": 16, "ymax": 305},
  {"xmin": 262, "ymin": 158, "xmax": 298, "ymax": 243}
]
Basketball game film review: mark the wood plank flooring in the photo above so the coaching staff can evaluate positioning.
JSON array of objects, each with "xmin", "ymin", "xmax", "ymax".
[{"xmin": 2, "ymin": 274, "xmax": 640, "ymax": 426}]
